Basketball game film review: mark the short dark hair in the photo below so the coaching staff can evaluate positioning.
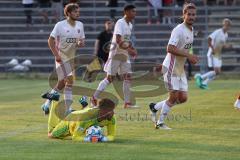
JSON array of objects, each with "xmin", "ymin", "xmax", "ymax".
[
  {"xmin": 98, "ymin": 98, "xmax": 115, "ymax": 111},
  {"xmin": 124, "ymin": 4, "xmax": 136, "ymax": 12},
  {"xmin": 64, "ymin": 3, "xmax": 79, "ymax": 17}
]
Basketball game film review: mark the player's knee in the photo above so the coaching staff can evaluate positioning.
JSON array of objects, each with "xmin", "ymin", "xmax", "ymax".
[
  {"xmin": 106, "ymin": 76, "xmax": 113, "ymax": 83},
  {"xmin": 123, "ymin": 74, "xmax": 131, "ymax": 81},
  {"xmin": 65, "ymin": 76, "xmax": 74, "ymax": 86},
  {"xmin": 215, "ymin": 70, "xmax": 220, "ymax": 75}
]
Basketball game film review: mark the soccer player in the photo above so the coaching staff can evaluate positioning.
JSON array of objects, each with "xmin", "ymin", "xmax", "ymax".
[
  {"xmin": 195, "ymin": 18, "xmax": 232, "ymax": 89},
  {"xmin": 234, "ymin": 94, "xmax": 240, "ymax": 110},
  {"xmin": 48, "ymin": 98, "xmax": 116, "ymax": 142},
  {"xmin": 41, "ymin": 3, "xmax": 85, "ymax": 115},
  {"xmin": 149, "ymin": 3, "xmax": 199, "ymax": 129},
  {"xmin": 91, "ymin": 5, "xmax": 138, "ymax": 109}
]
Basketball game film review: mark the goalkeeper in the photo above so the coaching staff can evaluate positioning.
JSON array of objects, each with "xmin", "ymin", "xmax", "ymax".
[{"xmin": 47, "ymin": 98, "xmax": 116, "ymax": 142}]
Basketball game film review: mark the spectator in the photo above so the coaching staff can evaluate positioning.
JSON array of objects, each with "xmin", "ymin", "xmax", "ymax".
[
  {"xmin": 216, "ymin": 0, "xmax": 236, "ymax": 5},
  {"xmin": 51, "ymin": 0, "xmax": 62, "ymax": 23},
  {"xmin": 22, "ymin": 0, "xmax": 34, "ymax": 27},
  {"xmin": 162, "ymin": 0, "xmax": 173, "ymax": 24},
  {"xmin": 84, "ymin": 19, "xmax": 114, "ymax": 82},
  {"xmin": 94, "ymin": 19, "xmax": 114, "ymax": 64},
  {"xmin": 147, "ymin": 0, "xmax": 162, "ymax": 24},
  {"xmin": 38, "ymin": 0, "xmax": 51, "ymax": 24},
  {"xmin": 125, "ymin": 0, "xmax": 135, "ymax": 4},
  {"xmin": 106, "ymin": 0, "xmax": 118, "ymax": 20}
]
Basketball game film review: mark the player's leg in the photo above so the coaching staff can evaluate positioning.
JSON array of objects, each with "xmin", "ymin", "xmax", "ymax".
[
  {"xmin": 64, "ymin": 75, "xmax": 74, "ymax": 115},
  {"xmin": 91, "ymin": 59, "xmax": 119, "ymax": 106},
  {"xmin": 48, "ymin": 101, "xmax": 61, "ymax": 133},
  {"xmin": 121, "ymin": 61, "xmax": 138, "ymax": 108},
  {"xmin": 150, "ymin": 69, "xmax": 172, "ymax": 123},
  {"xmin": 41, "ymin": 80, "xmax": 64, "ymax": 114},
  {"xmin": 153, "ymin": 75, "xmax": 181, "ymax": 129},
  {"xmin": 234, "ymin": 94, "xmax": 240, "ymax": 110},
  {"xmin": 91, "ymin": 74, "xmax": 114, "ymax": 106},
  {"xmin": 155, "ymin": 91, "xmax": 178, "ymax": 130},
  {"xmin": 195, "ymin": 54, "xmax": 213, "ymax": 88},
  {"xmin": 201, "ymin": 58, "xmax": 221, "ymax": 87},
  {"xmin": 122, "ymin": 73, "xmax": 134, "ymax": 108}
]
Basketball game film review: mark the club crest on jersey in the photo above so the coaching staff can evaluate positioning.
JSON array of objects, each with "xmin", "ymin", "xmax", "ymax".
[{"xmin": 77, "ymin": 29, "xmax": 80, "ymax": 33}]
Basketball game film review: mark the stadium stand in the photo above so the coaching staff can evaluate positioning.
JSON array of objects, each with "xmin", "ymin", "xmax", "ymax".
[{"xmin": 0, "ymin": 0, "xmax": 239, "ymax": 73}]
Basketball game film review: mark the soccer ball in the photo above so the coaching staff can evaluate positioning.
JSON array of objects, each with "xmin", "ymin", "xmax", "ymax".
[{"xmin": 86, "ymin": 125, "xmax": 103, "ymax": 137}]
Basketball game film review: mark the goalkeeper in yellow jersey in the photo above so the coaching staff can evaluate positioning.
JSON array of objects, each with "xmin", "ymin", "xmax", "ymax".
[{"xmin": 47, "ymin": 98, "xmax": 116, "ymax": 142}]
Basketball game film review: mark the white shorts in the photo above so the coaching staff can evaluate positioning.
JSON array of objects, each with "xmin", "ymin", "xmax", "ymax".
[
  {"xmin": 207, "ymin": 55, "xmax": 222, "ymax": 68},
  {"xmin": 104, "ymin": 59, "xmax": 132, "ymax": 75},
  {"xmin": 55, "ymin": 61, "xmax": 73, "ymax": 80},
  {"xmin": 163, "ymin": 72, "xmax": 188, "ymax": 92}
]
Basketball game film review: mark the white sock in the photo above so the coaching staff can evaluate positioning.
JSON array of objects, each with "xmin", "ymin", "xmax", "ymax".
[
  {"xmin": 123, "ymin": 80, "xmax": 131, "ymax": 103},
  {"xmin": 154, "ymin": 100, "xmax": 166, "ymax": 111},
  {"xmin": 44, "ymin": 99, "xmax": 51, "ymax": 107},
  {"xmin": 93, "ymin": 78, "xmax": 110, "ymax": 99},
  {"xmin": 201, "ymin": 71, "xmax": 216, "ymax": 80},
  {"xmin": 43, "ymin": 89, "xmax": 60, "ymax": 108},
  {"xmin": 50, "ymin": 88, "xmax": 58, "ymax": 94},
  {"xmin": 202, "ymin": 76, "xmax": 215, "ymax": 85},
  {"xmin": 157, "ymin": 101, "xmax": 171, "ymax": 124},
  {"xmin": 64, "ymin": 86, "xmax": 72, "ymax": 111}
]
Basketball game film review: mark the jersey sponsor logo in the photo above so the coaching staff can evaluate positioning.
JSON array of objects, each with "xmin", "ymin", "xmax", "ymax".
[
  {"xmin": 184, "ymin": 43, "xmax": 192, "ymax": 49},
  {"xmin": 66, "ymin": 38, "xmax": 77, "ymax": 43}
]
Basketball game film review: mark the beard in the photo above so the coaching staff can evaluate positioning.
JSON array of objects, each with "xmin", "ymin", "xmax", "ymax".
[
  {"xmin": 69, "ymin": 16, "xmax": 79, "ymax": 21},
  {"xmin": 186, "ymin": 19, "xmax": 195, "ymax": 25}
]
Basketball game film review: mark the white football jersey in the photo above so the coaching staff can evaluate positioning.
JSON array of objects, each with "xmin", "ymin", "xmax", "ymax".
[
  {"xmin": 163, "ymin": 23, "xmax": 194, "ymax": 76},
  {"xmin": 108, "ymin": 18, "xmax": 133, "ymax": 60},
  {"xmin": 207, "ymin": 28, "xmax": 228, "ymax": 59},
  {"xmin": 50, "ymin": 19, "xmax": 85, "ymax": 61}
]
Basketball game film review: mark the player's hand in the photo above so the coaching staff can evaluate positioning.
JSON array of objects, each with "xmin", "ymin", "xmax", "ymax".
[
  {"xmin": 127, "ymin": 47, "xmax": 138, "ymax": 58},
  {"xmin": 224, "ymin": 44, "xmax": 232, "ymax": 49},
  {"xmin": 84, "ymin": 136, "xmax": 91, "ymax": 142},
  {"xmin": 99, "ymin": 136, "xmax": 108, "ymax": 142},
  {"xmin": 187, "ymin": 54, "xmax": 199, "ymax": 64},
  {"xmin": 77, "ymin": 39, "xmax": 85, "ymax": 47},
  {"xmin": 154, "ymin": 64, "xmax": 162, "ymax": 72},
  {"xmin": 55, "ymin": 55, "xmax": 62, "ymax": 63},
  {"xmin": 211, "ymin": 47, "xmax": 215, "ymax": 55}
]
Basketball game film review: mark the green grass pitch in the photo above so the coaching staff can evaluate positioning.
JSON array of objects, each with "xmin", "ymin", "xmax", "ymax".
[{"xmin": 0, "ymin": 78, "xmax": 239, "ymax": 160}]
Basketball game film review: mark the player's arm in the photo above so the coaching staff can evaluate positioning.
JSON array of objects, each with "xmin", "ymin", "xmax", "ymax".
[
  {"xmin": 72, "ymin": 131, "xmax": 85, "ymax": 142},
  {"xmin": 223, "ymin": 43, "xmax": 232, "ymax": 49},
  {"xmin": 72, "ymin": 122, "xmax": 86, "ymax": 142},
  {"xmin": 167, "ymin": 45, "xmax": 198, "ymax": 64},
  {"xmin": 48, "ymin": 36, "xmax": 62, "ymax": 63},
  {"xmin": 48, "ymin": 121, "xmax": 70, "ymax": 139},
  {"xmin": 77, "ymin": 23, "xmax": 86, "ymax": 48},
  {"xmin": 105, "ymin": 122, "xmax": 116, "ymax": 141},
  {"xmin": 116, "ymin": 34, "xmax": 137, "ymax": 57},
  {"xmin": 93, "ymin": 39, "xmax": 100, "ymax": 56},
  {"xmin": 77, "ymin": 38, "xmax": 85, "ymax": 47},
  {"xmin": 208, "ymin": 37, "xmax": 215, "ymax": 54},
  {"xmin": 101, "ymin": 117, "xmax": 116, "ymax": 142}
]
